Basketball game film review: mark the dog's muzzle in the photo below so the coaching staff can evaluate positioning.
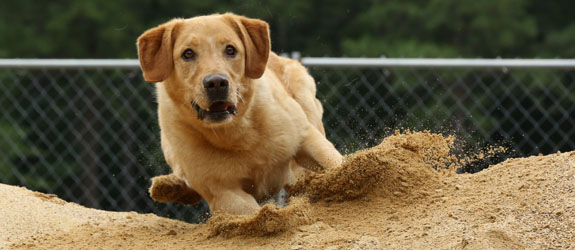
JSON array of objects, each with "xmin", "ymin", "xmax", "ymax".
[
  {"xmin": 192, "ymin": 74, "xmax": 238, "ymax": 122},
  {"xmin": 193, "ymin": 101, "xmax": 237, "ymax": 121}
]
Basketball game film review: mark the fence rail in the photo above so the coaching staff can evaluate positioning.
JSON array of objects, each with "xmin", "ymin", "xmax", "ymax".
[
  {"xmin": 2, "ymin": 58, "xmax": 575, "ymax": 69},
  {"xmin": 1, "ymin": 57, "xmax": 574, "ymax": 222}
]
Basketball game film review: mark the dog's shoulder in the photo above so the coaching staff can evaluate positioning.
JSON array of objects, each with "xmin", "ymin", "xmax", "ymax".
[
  {"xmin": 266, "ymin": 53, "xmax": 305, "ymax": 79},
  {"xmin": 265, "ymin": 52, "xmax": 316, "ymax": 96}
]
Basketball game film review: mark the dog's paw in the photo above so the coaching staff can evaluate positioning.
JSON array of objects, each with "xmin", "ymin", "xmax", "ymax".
[{"xmin": 149, "ymin": 174, "xmax": 202, "ymax": 205}]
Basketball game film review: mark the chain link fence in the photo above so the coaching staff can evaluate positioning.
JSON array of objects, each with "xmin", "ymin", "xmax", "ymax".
[{"xmin": 1, "ymin": 58, "xmax": 574, "ymax": 222}]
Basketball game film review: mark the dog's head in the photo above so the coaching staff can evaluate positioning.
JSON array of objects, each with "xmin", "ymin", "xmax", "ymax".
[{"xmin": 137, "ymin": 14, "xmax": 270, "ymax": 125}]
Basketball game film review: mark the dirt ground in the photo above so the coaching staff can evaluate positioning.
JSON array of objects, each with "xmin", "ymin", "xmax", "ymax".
[{"xmin": 1, "ymin": 131, "xmax": 574, "ymax": 249}]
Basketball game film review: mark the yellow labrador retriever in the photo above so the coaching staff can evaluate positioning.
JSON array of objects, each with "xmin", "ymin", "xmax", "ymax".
[{"xmin": 137, "ymin": 13, "xmax": 342, "ymax": 215}]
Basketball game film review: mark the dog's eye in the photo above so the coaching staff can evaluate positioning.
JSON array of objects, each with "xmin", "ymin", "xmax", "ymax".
[
  {"xmin": 225, "ymin": 45, "xmax": 237, "ymax": 57},
  {"xmin": 182, "ymin": 49, "xmax": 196, "ymax": 61}
]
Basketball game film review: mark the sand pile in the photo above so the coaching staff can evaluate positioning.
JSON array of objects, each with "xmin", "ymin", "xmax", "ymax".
[
  {"xmin": 1, "ymin": 131, "xmax": 574, "ymax": 249},
  {"xmin": 290, "ymin": 131, "xmax": 455, "ymax": 202},
  {"xmin": 207, "ymin": 197, "xmax": 312, "ymax": 237}
]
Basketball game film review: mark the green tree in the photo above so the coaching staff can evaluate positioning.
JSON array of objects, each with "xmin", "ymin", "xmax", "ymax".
[
  {"xmin": 1, "ymin": 0, "xmax": 574, "ymax": 58},
  {"xmin": 340, "ymin": 0, "xmax": 539, "ymax": 57}
]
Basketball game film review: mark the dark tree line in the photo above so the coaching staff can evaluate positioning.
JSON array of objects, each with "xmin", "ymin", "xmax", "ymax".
[{"xmin": 1, "ymin": 0, "xmax": 574, "ymax": 58}]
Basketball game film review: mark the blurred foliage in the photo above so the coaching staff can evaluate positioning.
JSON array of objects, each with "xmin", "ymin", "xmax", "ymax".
[
  {"xmin": 0, "ymin": 0, "xmax": 574, "ymax": 58},
  {"xmin": 0, "ymin": 123, "xmax": 42, "ymax": 184}
]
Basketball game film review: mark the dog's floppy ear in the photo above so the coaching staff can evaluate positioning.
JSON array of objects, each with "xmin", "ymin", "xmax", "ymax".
[
  {"xmin": 137, "ymin": 19, "xmax": 180, "ymax": 82},
  {"xmin": 225, "ymin": 14, "xmax": 270, "ymax": 79}
]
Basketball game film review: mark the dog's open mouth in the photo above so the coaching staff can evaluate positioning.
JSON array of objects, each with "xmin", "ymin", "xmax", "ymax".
[{"xmin": 193, "ymin": 101, "xmax": 237, "ymax": 121}]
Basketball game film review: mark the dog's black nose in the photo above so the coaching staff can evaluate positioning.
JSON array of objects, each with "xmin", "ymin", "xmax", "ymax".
[
  {"xmin": 203, "ymin": 74, "xmax": 229, "ymax": 91},
  {"xmin": 203, "ymin": 74, "xmax": 229, "ymax": 102}
]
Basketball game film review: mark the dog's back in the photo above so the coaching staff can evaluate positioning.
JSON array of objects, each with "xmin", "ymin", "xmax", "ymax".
[{"xmin": 266, "ymin": 53, "xmax": 326, "ymax": 135}]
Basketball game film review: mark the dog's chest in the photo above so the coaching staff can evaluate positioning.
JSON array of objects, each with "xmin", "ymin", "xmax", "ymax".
[{"xmin": 240, "ymin": 128, "xmax": 300, "ymax": 166}]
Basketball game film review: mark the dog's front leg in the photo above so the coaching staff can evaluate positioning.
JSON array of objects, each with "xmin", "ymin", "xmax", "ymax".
[
  {"xmin": 149, "ymin": 174, "xmax": 202, "ymax": 205},
  {"xmin": 296, "ymin": 126, "xmax": 343, "ymax": 171},
  {"xmin": 208, "ymin": 189, "xmax": 260, "ymax": 215}
]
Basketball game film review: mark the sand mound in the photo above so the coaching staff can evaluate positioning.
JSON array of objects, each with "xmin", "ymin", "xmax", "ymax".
[
  {"xmin": 1, "ymin": 131, "xmax": 574, "ymax": 249},
  {"xmin": 289, "ymin": 131, "xmax": 453, "ymax": 202},
  {"xmin": 207, "ymin": 197, "xmax": 312, "ymax": 237}
]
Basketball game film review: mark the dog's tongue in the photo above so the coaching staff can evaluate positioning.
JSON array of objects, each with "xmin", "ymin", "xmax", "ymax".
[{"xmin": 209, "ymin": 102, "xmax": 233, "ymax": 112}]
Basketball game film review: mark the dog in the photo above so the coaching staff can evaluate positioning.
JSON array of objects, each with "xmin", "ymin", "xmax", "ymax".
[{"xmin": 137, "ymin": 13, "xmax": 342, "ymax": 215}]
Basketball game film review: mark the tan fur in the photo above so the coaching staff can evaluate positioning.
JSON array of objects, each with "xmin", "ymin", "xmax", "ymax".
[{"xmin": 137, "ymin": 13, "xmax": 342, "ymax": 215}]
